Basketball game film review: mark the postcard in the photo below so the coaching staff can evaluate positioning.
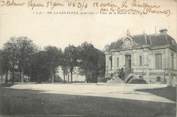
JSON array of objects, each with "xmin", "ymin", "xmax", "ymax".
[{"xmin": 0, "ymin": 0, "xmax": 176, "ymax": 117}]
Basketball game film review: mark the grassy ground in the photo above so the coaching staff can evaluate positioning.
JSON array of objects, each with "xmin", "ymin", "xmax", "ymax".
[
  {"xmin": 136, "ymin": 86, "xmax": 176, "ymax": 102},
  {"xmin": 0, "ymin": 85, "xmax": 176, "ymax": 117}
]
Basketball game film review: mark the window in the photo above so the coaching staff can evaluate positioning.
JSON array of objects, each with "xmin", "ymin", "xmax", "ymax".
[
  {"xmin": 117, "ymin": 57, "xmax": 119, "ymax": 67},
  {"xmin": 155, "ymin": 53, "xmax": 162, "ymax": 69},
  {"xmin": 171, "ymin": 53, "xmax": 174, "ymax": 69},
  {"xmin": 139, "ymin": 56, "xmax": 143, "ymax": 66},
  {"xmin": 156, "ymin": 77, "xmax": 161, "ymax": 82},
  {"xmin": 109, "ymin": 56, "xmax": 112, "ymax": 70}
]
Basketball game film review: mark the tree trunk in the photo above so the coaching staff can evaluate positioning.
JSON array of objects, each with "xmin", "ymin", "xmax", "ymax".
[
  {"xmin": 67, "ymin": 74, "xmax": 69, "ymax": 83},
  {"xmin": 29, "ymin": 70, "xmax": 32, "ymax": 82},
  {"xmin": 53, "ymin": 70, "xmax": 56, "ymax": 83},
  {"xmin": 52, "ymin": 70, "xmax": 55, "ymax": 83},
  {"xmin": 63, "ymin": 70, "xmax": 65, "ymax": 83},
  {"xmin": 86, "ymin": 71, "xmax": 91, "ymax": 83},
  {"xmin": 19, "ymin": 65, "xmax": 22, "ymax": 82},
  {"xmin": 12, "ymin": 67, "xmax": 15, "ymax": 84},
  {"xmin": 0, "ymin": 74, "xmax": 2, "ymax": 83},
  {"xmin": 71, "ymin": 71, "xmax": 73, "ymax": 83},
  {"xmin": 21, "ymin": 68, "xmax": 24, "ymax": 83},
  {"xmin": 51, "ymin": 70, "xmax": 54, "ymax": 83},
  {"xmin": 70, "ymin": 67, "xmax": 73, "ymax": 83},
  {"xmin": 5, "ymin": 71, "xmax": 8, "ymax": 84},
  {"xmin": 19, "ymin": 70, "xmax": 22, "ymax": 82}
]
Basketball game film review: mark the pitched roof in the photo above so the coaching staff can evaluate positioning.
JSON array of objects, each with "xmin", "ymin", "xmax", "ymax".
[
  {"xmin": 107, "ymin": 32, "xmax": 177, "ymax": 52},
  {"xmin": 132, "ymin": 33, "xmax": 176, "ymax": 45},
  {"xmin": 133, "ymin": 34, "xmax": 148, "ymax": 45}
]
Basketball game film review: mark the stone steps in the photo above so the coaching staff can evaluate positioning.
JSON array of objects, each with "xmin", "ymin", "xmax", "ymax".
[{"xmin": 107, "ymin": 77, "xmax": 124, "ymax": 84}]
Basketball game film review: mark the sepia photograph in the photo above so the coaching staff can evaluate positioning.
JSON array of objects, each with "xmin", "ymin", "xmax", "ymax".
[{"xmin": 0, "ymin": 0, "xmax": 176, "ymax": 116}]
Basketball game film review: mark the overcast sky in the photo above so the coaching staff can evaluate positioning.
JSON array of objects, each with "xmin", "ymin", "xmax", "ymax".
[{"xmin": 0, "ymin": 0, "xmax": 176, "ymax": 50}]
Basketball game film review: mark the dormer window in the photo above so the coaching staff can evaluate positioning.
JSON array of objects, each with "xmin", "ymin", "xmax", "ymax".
[
  {"xmin": 171, "ymin": 40, "xmax": 176, "ymax": 45},
  {"xmin": 159, "ymin": 29, "xmax": 168, "ymax": 34},
  {"xmin": 122, "ymin": 38, "xmax": 133, "ymax": 49}
]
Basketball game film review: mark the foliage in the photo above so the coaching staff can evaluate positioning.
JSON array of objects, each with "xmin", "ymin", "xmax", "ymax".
[
  {"xmin": 0, "ymin": 49, "xmax": 11, "ymax": 84},
  {"xmin": 60, "ymin": 51, "xmax": 69, "ymax": 82},
  {"xmin": 44, "ymin": 46, "xmax": 62, "ymax": 82},
  {"xmin": 2, "ymin": 38, "xmax": 19, "ymax": 84},
  {"xmin": 64, "ymin": 45, "xmax": 79, "ymax": 82},
  {"xmin": 0, "ymin": 50, "xmax": 7, "ymax": 75},
  {"xmin": 1, "ymin": 37, "xmax": 37, "ymax": 84},
  {"xmin": 0, "ymin": 50, "xmax": 4, "ymax": 79},
  {"xmin": 16, "ymin": 37, "xmax": 37, "ymax": 82},
  {"xmin": 30, "ymin": 51, "xmax": 50, "ymax": 82},
  {"xmin": 78, "ymin": 42, "xmax": 105, "ymax": 83},
  {"xmin": 30, "ymin": 46, "xmax": 62, "ymax": 83},
  {"xmin": 0, "ymin": 37, "xmax": 105, "ymax": 83}
]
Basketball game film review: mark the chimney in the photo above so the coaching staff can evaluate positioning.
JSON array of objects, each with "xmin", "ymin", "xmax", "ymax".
[
  {"xmin": 160, "ymin": 29, "xmax": 168, "ymax": 42},
  {"xmin": 159, "ymin": 29, "xmax": 168, "ymax": 34},
  {"xmin": 144, "ymin": 33, "xmax": 148, "ymax": 44},
  {"xmin": 126, "ymin": 29, "xmax": 131, "ymax": 36}
]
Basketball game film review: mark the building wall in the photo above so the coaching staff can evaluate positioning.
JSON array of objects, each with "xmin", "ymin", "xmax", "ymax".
[
  {"xmin": 56, "ymin": 66, "xmax": 86, "ymax": 82},
  {"xmin": 105, "ymin": 47, "xmax": 177, "ymax": 85}
]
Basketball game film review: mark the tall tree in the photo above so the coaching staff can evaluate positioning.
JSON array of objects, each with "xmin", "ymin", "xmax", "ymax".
[
  {"xmin": 0, "ymin": 50, "xmax": 4, "ymax": 82},
  {"xmin": 16, "ymin": 37, "xmax": 37, "ymax": 83},
  {"xmin": 60, "ymin": 51, "xmax": 69, "ymax": 83},
  {"xmin": 30, "ymin": 47, "xmax": 62, "ymax": 83},
  {"xmin": 3, "ymin": 38, "xmax": 18, "ymax": 84},
  {"xmin": 0, "ymin": 49, "xmax": 12, "ymax": 84},
  {"xmin": 64, "ymin": 45, "xmax": 79, "ymax": 83},
  {"xmin": 30, "ymin": 51, "xmax": 50, "ymax": 83},
  {"xmin": 0, "ymin": 50, "xmax": 8, "ymax": 83},
  {"xmin": 2, "ymin": 37, "xmax": 37, "ymax": 84},
  {"xmin": 78, "ymin": 42, "xmax": 105, "ymax": 82},
  {"xmin": 44, "ymin": 46, "xmax": 62, "ymax": 83}
]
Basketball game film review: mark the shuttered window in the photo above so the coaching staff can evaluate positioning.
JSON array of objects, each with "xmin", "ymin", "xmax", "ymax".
[
  {"xmin": 139, "ymin": 56, "xmax": 143, "ymax": 66},
  {"xmin": 171, "ymin": 53, "xmax": 174, "ymax": 69},
  {"xmin": 155, "ymin": 53, "xmax": 162, "ymax": 69},
  {"xmin": 117, "ymin": 57, "xmax": 119, "ymax": 67}
]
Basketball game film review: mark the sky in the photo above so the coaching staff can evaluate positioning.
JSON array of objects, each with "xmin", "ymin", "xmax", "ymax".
[{"xmin": 0, "ymin": 0, "xmax": 176, "ymax": 50}]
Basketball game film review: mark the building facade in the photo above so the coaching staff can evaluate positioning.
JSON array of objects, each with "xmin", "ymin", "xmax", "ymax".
[{"xmin": 105, "ymin": 29, "xmax": 177, "ymax": 85}]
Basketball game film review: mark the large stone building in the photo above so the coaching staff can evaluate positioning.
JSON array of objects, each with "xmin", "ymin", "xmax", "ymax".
[{"xmin": 105, "ymin": 29, "xmax": 177, "ymax": 85}]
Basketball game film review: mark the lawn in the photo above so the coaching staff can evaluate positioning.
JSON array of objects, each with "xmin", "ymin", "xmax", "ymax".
[{"xmin": 0, "ymin": 84, "xmax": 176, "ymax": 117}]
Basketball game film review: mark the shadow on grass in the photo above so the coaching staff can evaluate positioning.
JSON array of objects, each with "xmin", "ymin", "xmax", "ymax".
[
  {"xmin": 0, "ymin": 87, "xmax": 176, "ymax": 117},
  {"xmin": 136, "ymin": 86, "xmax": 176, "ymax": 102},
  {"xmin": 0, "ymin": 83, "xmax": 14, "ymax": 87}
]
